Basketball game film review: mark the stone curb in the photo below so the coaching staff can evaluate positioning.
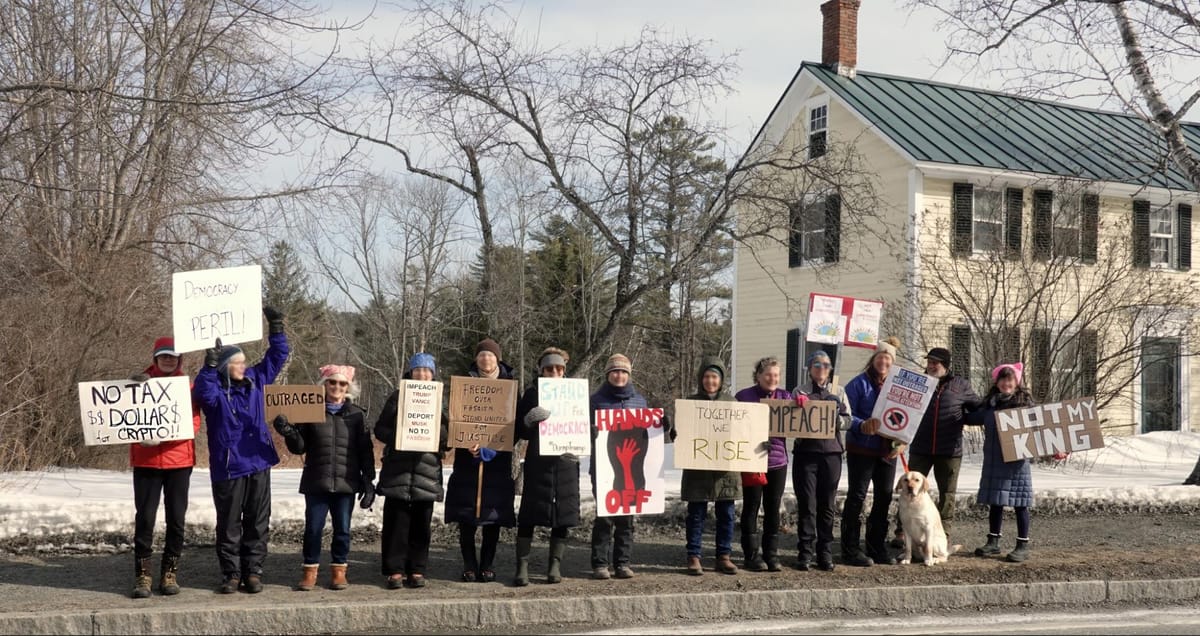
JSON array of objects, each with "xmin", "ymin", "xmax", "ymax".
[{"xmin": 3, "ymin": 577, "xmax": 1198, "ymax": 635}]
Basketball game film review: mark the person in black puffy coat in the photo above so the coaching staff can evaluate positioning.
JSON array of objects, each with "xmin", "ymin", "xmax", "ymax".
[{"xmin": 273, "ymin": 364, "xmax": 375, "ymax": 592}]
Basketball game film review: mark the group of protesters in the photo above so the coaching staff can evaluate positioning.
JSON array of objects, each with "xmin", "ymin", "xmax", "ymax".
[{"xmin": 127, "ymin": 307, "xmax": 1048, "ymax": 598}]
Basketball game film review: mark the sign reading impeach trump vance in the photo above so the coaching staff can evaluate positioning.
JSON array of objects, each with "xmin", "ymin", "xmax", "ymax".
[
  {"xmin": 78, "ymin": 376, "xmax": 194, "ymax": 446},
  {"xmin": 396, "ymin": 380, "xmax": 443, "ymax": 452},
  {"xmin": 171, "ymin": 265, "xmax": 263, "ymax": 353},
  {"xmin": 672, "ymin": 399, "xmax": 769, "ymax": 472},
  {"xmin": 447, "ymin": 376, "xmax": 517, "ymax": 451},
  {"xmin": 996, "ymin": 397, "xmax": 1104, "ymax": 462}
]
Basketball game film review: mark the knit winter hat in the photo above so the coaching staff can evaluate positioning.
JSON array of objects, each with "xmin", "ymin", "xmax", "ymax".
[
  {"xmin": 407, "ymin": 352, "xmax": 436, "ymax": 375},
  {"xmin": 991, "ymin": 362, "xmax": 1024, "ymax": 385},
  {"xmin": 806, "ymin": 350, "xmax": 832, "ymax": 367},
  {"xmin": 319, "ymin": 364, "xmax": 355, "ymax": 384},
  {"xmin": 152, "ymin": 337, "xmax": 179, "ymax": 358},
  {"xmin": 873, "ymin": 336, "xmax": 901, "ymax": 361},
  {"xmin": 216, "ymin": 345, "xmax": 244, "ymax": 372},
  {"xmin": 703, "ymin": 364, "xmax": 724, "ymax": 380},
  {"xmin": 475, "ymin": 338, "xmax": 502, "ymax": 359},
  {"xmin": 605, "ymin": 353, "xmax": 633, "ymax": 374}
]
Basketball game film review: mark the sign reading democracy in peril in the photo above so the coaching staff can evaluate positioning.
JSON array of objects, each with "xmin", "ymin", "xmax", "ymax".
[
  {"xmin": 447, "ymin": 376, "xmax": 518, "ymax": 451},
  {"xmin": 806, "ymin": 293, "xmax": 884, "ymax": 350},
  {"xmin": 171, "ymin": 265, "xmax": 263, "ymax": 353},
  {"xmin": 672, "ymin": 399, "xmax": 768, "ymax": 472},
  {"xmin": 870, "ymin": 366, "xmax": 938, "ymax": 445},
  {"xmin": 996, "ymin": 397, "xmax": 1104, "ymax": 462},
  {"xmin": 762, "ymin": 399, "xmax": 840, "ymax": 439},
  {"xmin": 595, "ymin": 408, "xmax": 666, "ymax": 516},
  {"xmin": 395, "ymin": 379, "xmax": 444, "ymax": 453},
  {"xmin": 537, "ymin": 377, "xmax": 590, "ymax": 456},
  {"xmin": 78, "ymin": 376, "xmax": 194, "ymax": 446},
  {"xmin": 264, "ymin": 385, "xmax": 325, "ymax": 424}
]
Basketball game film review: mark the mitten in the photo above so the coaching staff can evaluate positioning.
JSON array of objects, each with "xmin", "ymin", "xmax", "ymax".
[
  {"xmin": 358, "ymin": 485, "xmax": 376, "ymax": 510},
  {"xmin": 272, "ymin": 414, "xmax": 297, "ymax": 438},
  {"xmin": 524, "ymin": 406, "xmax": 551, "ymax": 426},
  {"xmin": 479, "ymin": 446, "xmax": 497, "ymax": 462}
]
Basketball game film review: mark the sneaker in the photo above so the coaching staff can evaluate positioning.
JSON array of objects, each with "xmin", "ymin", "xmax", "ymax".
[
  {"xmin": 218, "ymin": 575, "xmax": 240, "ymax": 594},
  {"xmin": 386, "ymin": 574, "xmax": 404, "ymax": 590},
  {"xmin": 407, "ymin": 573, "xmax": 427, "ymax": 588},
  {"xmin": 614, "ymin": 565, "xmax": 635, "ymax": 579},
  {"xmin": 591, "ymin": 566, "xmax": 611, "ymax": 580},
  {"xmin": 460, "ymin": 571, "xmax": 477, "ymax": 583},
  {"xmin": 241, "ymin": 574, "xmax": 263, "ymax": 594},
  {"xmin": 479, "ymin": 570, "xmax": 496, "ymax": 583}
]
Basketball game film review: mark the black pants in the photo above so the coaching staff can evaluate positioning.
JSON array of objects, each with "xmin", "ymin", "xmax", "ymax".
[
  {"xmin": 211, "ymin": 470, "xmax": 271, "ymax": 578},
  {"xmin": 741, "ymin": 466, "xmax": 788, "ymax": 558},
  {"xmin": 590, "ymin": 515, "xmax": 634, "ymax": 568},
  {"xmin": 381, "ymin": 498, "xmax": 434, "ymax": 576},
  {"xmin": 459, "ymin": 523, "xmax": 501, "ymax": 574},
  {"xmin": 132, "ymin": 466, "xmax": 192, "ymax": 559},
  {"xmin": 517, "ymin": 525, "xmax": 570, "ymax": 539},
  {"xmin": 843, "ymin": 453, "xmax": 896, "ymax": 558},
  {"xmin": 792, "ymin": 453, "xmax": 841, "ymax": 562}
]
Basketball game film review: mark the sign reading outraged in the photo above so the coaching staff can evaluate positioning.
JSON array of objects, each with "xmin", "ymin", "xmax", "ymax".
[
  {"xmin": 78, "ymin": 376, "xmax": 194, "ymax": 446},
  {"xmin": 264, "ymin": 385, "xmax": 325, "ymax": 424},
  {"xmin": 172, "ymin": 265, "xmax": 263, "ymax": 353},
  {"xmin": 396, "ymin": 380, "xmax": 444, "ymax": 452},
  {"xmin": 448, "ymin": 376, "xmax": 517, "ymax": 451},
  {"xmin": 763, "ymin": 399, "xmax": 839, "ymax": 439},
  {"xmin": 537, "ymin": 377, "xmax": 590, "ymax": 456},
  {"xmin": 672, "ymin": 400, "xmax": 768, "ymax": 472},
  {"xmin": 997, "ymin": 397, "xmax": 1104, "ymax": 462},
  {"xmin": 595, "ymin": 408, "xmax": 666, "ymax": 516},
  {"xmin": 870, "ymin": 366, "xmax": 938, "ymax": 445}
]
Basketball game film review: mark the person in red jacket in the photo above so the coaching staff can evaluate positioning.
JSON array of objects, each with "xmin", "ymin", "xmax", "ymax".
[{"xmin": 129, "ymin": 337, "xmax": 202, "ymax": 598}]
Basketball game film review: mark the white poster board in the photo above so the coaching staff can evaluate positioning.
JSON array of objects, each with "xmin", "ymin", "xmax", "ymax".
[
  {"xmin": 870, "ymin": 366, "xmax": 938, "ymax": 445},
  {"xmin": 594, "ymin": 408, "xmax": 666, "ymax": 517},
  {"xmin": 172, "ymin": 265, "xmax": 263, "ymax": 353},
  {"xmin": 846, "ymin": 299, "xmax": 883, "ymax": 348},
  {"xmin": 672, "ymin": 399, "xmax": 769, "ymax": 472},
  {"xmin": 537, "ymin": 377, "xmax": 590, "ymax": 456},
  {"xmin": 78, "ymin": 376, "xmax": 194, "ymax": 446},
  {"xmin": 806, "ymin": 294, "xmax": 845, "ymax": 345},
  {"xmin": 396, "ymin": 380, "xmax": 443, "ymax": 452}
]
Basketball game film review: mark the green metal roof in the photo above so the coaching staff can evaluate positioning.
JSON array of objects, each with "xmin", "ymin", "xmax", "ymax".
[{"xmin": 803, "ymin": 62, "xmax": 1200, "ymax": 192}]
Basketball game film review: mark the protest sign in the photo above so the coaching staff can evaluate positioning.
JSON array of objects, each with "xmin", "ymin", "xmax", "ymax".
[
  {"xmin": 806, "ymin": 294, "xmax": 844, "ymax": 345},
  {"xmin": 672, "ymin": 399, "xmax": 769, "ymax": 472},
  {"xmin": 594, "ymin": 408, "xmax": 666, "ymax": 516},
  {"xmin": 537, "ymin": 377, "xmax": 590, "ymax": 456},
  {"xmin": 996, "ymin": 397, "xmax": 1104, "ymax": 462},
  {"xmin": 845, "ymin": 298, "xmax": 884, "ymax": 348},
  {"xmin": 447, "ymin": 376, "xmax": 517, "ymax": 451},
  {"xmin": 78, "ymin": 376, "xmax": 194, "ymax": 446},
  {"xmin": 264, "ymin": 385, "xmax": 325, "ymax": 424},
  {"xmin": 806, "ymin": 293, "xmax": 884, "ymax": 350},
  {"xmin": 172, "ymin": 265, "xmax": 263, "ymax": 353},
  {"xmin": 763, "ymin": 399, "xmax": 839, "ymax": 439},
  {"xmin": 395, "ymin": 380, "xmax": 443, "ymax": 452},
  {"xmin": 870, "ymin": 366, "xmax": 938, "ymax": 445}
]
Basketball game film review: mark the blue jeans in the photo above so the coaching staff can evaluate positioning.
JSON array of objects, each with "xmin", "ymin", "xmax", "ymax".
[
  {"xmin": 685, "ymin": 500, "xmax": 735, "ymax": 558},
  {"xmin": 303, "ymin": 493, "xmax": 355, "ymax": 565}
]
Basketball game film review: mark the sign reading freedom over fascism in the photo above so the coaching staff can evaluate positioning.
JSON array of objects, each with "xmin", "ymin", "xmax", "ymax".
[
  {"xmin": 78, "ymin": 376, "xmax": 194, "ymax": 446},
  {"xmin": 537, "ymin": 377, "xmax": 590, "ymax": 456},
  {"xmin": 997, "ymin": 397, "xmax": 1104, "ymax": 462},
  {"xmin": 672, "ymin": 399, "xmax": 768, "ymax": 472},
  {"xmin": 264, "ymin": 385, "xmax": 325, "ymax": 424},
  {"xmin": 595, "ymin": 408, "xmax": 666, "ymax": 516},
  {"xmin": 396, "ymin": 380, "xmax": 443, "ymax": 452},
  {"xmin": 763, "ymin": 399, "xmax": 839, "ymax": 439},
  {"xmin": 171, "ymin": 265, "xmax": 263, "ymax": 353},
  {"xmin": 448, "ymin": 376, "xmax": 517, "ymax": 451},
  {"xmin": 870, "ymin": 366, "xmax": 938, "ymax": 445}
]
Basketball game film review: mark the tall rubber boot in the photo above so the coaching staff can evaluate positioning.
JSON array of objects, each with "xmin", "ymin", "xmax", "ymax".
[
  {"xmin": 513, "ymin": 537, "xmax": 532, "ymax": 587},
  {"xmin": 547, "ymin": 536, "xmax": 566, "ymax": 584}
]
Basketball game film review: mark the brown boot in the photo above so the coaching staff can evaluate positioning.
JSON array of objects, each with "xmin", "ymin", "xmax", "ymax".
[
  {"xmin": 131, "ymin": 557, "xmax": 152, "ymax": 599},
  {"xmin": 329, "ymin": 564, "xmax": 349, "ymax": 590},
  {"xmin": 686, "ymin": 555, "xmax": 703, "ymax": 576},
  {"xmin": 716, "ymin": 554, "xmax": 739, "ymax": 575},
  {"xmin": 297, "ymin": 564, "xmax": 318, "ymax": 591},
  {"xmin": 158, "ymin": 555, "xmax": 181, "ymax": 596}
]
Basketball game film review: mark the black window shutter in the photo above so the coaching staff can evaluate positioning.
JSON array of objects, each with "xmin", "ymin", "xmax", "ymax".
[
  {"xmin": 1030, "ymin": 328, "xmax": 1052, "ymax": 402},
  {"xmin": 1002, "ymin": 325, "xmax": 1022, "ymax": 365},
  {"xmin": 1132, "ymin": 199, "xmax": 1151, "ymax": 268},
  {"xmin": 1004, "ymin": 187, "xmax": 1023, "ymax": 259},
  {"xmin": 952, "ymin": 183, "xmax": 973, "ymax": 256},
  {"xmin": 1081, "ymin": 193, "xmax": 1099, "ymax": 264},
  {"xmin": 1032, "ymin": 190, "xmax": 1053, "ymax": 260},
  {"xmin": 824, "ymin": 194, "xmax": 841, "ymax": 263},
  {"xmin": 950, "ymin": 324, "xmax": 971, "ymax": 379},
  {"xmin": 1078, "ymin": 329, "xmax": 1098, "ymax": 398},
  {"xmin": 788, "ymin": 202, "xmax": 803, "ymax": 268},
  {"xmin": 1178, "ymin": 203, "xmax": 1192, "ymax": 271},
  {"xmin": 786, "ymin": 328, "xmax": 801, "ymax": 391}
]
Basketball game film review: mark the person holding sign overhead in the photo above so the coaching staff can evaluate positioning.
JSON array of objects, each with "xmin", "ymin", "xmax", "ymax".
[
  {"xmin": 273, "ymin": 364, "xmax": 375, "ymax": 592},
  {"xmin": 374, "ymin": 353, "xmax": 450, "ymax": 589},
  {"xmin": 193, "ymin": 306, "xmax": 289, "ymax": 594},
  {"xmin": 733, "ymin": 357, "xmax": 791, "ymax": 573},
  {"xmin": 445, "ymin": 339, "xmax": 517, "ymax": 583},
  {"xmin": 512, "ymin": 347, "xmax": 581, "ymax": 586}
]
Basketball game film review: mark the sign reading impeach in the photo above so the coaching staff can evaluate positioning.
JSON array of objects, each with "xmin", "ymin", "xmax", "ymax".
[
  {"xmin": 996, "ymin": 397, "xmax": 1104, "ymax": 462},
  {"xmin": 763, "ymin": 399, "xmax": 839, "ymax": 439}
]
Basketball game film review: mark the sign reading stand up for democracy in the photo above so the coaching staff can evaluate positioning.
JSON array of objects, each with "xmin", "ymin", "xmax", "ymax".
[
  {"xmin": 672, "ymin": 399, "xmax": 768, "ymax": 472},
  {"xmin": 595, "ymin": 408, "xmax": 666, "ymax": 516},
  {"xmin": 996, "ymin": 397, "xmax": 1104, "ymax": 462},
  {"xmin": 396, "ymin": 380, "xmax": 444, "ymax": 452},
  {"xmin": 871, "ymin": 366, "xmax": 938, "ymax": 445},
  {"xmin": 78, "ymin": 376, "xmax": 194, "ymax": 446},
  {"xmin": 447, "ymin": 376, "xmax": 517, "ymax": 451},
  {"xmin": 172, "ymin": 265, "xmax": 263, "ymax": 353},
  {"xmin": 537, "ymin": 377, "xmax": 590, "ymax": 456},
  {"xmin": 264, "ymin": 385, "xmax": 325, "ymax": 424}
]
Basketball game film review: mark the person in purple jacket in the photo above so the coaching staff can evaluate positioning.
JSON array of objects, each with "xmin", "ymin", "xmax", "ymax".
[
  {"xmin": 193, "ymin": 306, "xmax": 289, "ymax": 594},
  {"xmin": 734, "ymin": 357, "xmax": 790, "ymax": 572}
]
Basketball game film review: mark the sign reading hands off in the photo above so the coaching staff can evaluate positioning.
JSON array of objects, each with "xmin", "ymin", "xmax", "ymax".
[
  {"xmin": 78, "ymin": 376, "xmax": 194, "ymax": 446},
  {"xmin": 172, "ymin": 265, "xmax": 263, "ymax": 353}
]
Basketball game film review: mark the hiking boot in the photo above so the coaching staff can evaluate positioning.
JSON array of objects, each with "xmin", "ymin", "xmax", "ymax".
[
  {"xmin": 794, "ymin": 557, "xmax": 811, "ymax": 571},
  {"xmin": 1006, "ymin": 538, "xmax": 1031, "ymax": 563},
  {"xmin": 686, "ymin": 555, "xmax": 703, "ymax": 576},
  {"xmin": 241, "ymin": 574, "xmax": 263, "ymax": 594},
  {"xmin": 514, "ymin": 537, "xmax": 532, "ymax": 587},
  {"xmin": 329, "ymin": 564, "xmax": 348, "ymax": 590},
  {"xmin": 842, "ymin": 549, "xmax": 873, "ymax": 567},
  {"xmin": 890, "ymin": 530, "xmax": 907, "ymax": 550},
  {"xmin": 816, "ymin": 559, "xmax": 836, "ymax": 572},
  {"xmin": 547, "ymin": 537, "xmax": 566, "ymax": 584},
  {"xmin": 218, "ymin": 574, "xmax": 240, "ymax": 594},
  {"xmin": 591, "ymin": 566, "xmax": 611, "ymax": 580},
  {"xmin": 386, "ymin": 574, "xmax": 404, "ymax": 590},
  {"xmin": 461, "ymin": 570, "xmax": 477, "ymax": 583},
  {"xmin": 867, "ymin": 547, "xmax": 896, "ymax": 566},
  {"xmin": 297, "ymin": 564, "xmax": 318, "ymax": 591},
  {"xmin": 715, "ymin": 554, "xmax": 738, "ymax": 575},
  {"xmin": 975, "ymin": 533, "xmax": 1003, "ymax": 557},
  {"xmin": 132, "ymin": 557, "xmax": 152, "ymax": 599},
  {"xmin": 614, "ymin": 565, "xmax": 635, "ymax": 579},
  {"xmin": 159, "ymin": 555, "xmax": 181, "ymax": 596}
]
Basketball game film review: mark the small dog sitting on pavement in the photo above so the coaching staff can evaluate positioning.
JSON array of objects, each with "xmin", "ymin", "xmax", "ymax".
[{"xmin": 894, "ymin": 471, "xmax": 961, "ymax": 566}]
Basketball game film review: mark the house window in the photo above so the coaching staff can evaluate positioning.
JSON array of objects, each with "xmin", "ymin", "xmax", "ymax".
[
  {"xmin": 1053, "ymin": 195, "xmax": 1081, "ymax": 258},
  {"xmin": 788, "ymin": 198, "xmax": 826, "ymax": 267},
  {"xmin": 950, "ymin": 323, "xmax": 1021, "ymax": 396},
  {"xmin": 1150, "ymin": 205, "xmax": 1175, "ymax": 267},
  {"xmin": 808, "ymin": 104, "xmax": 828, "ymax": 159},
  {"xmin": 1030, "ymin": 327, "xmax": 1098, "ymax": 401},
  {"xmin": 972, "ymin": 189, "xmax": 1004, "ymax": 253}
]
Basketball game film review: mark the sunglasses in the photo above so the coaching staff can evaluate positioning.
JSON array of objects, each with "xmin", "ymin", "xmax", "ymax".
[
  {"xmin": 810, "ymin": 362, "xmax": 831, "ymax": 369},
  {"xmin": 325, "ymin": 379, "xmax": 349, "ymax": 387}
]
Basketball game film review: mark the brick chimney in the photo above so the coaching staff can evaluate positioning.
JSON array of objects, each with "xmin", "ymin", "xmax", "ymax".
[{"xmin": 821, "ymin": 0, "xmax": 860, "ymax": 78}]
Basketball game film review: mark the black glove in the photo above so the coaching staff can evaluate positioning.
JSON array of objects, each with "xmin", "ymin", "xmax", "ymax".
[
  {"xmin": 358, "ymin": 485, "xmax": 376, "ymax": 510},
  {"xmin": 272, "ymin": 414, "xmax": 297, "ymax": 438},
  {"xmin": 263, "ymin": 306, "xmax": 285, "ymax": 335},
  {"xmin": 129, "ymin": 373, "xmax": 150, "ymax": 383},
  {"xmin": 204, "ymin": 338, "xmax": 224, "ymax": 368}
]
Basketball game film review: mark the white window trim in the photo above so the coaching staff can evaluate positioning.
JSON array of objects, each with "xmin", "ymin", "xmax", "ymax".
[
  {"xmin": 790, "ymin": 194, "xmax": 828, "ymax": 268},
  {"xmin": 970, "ymin": 187, "xmax": 1007, "ymax": 256},
  {"xmin": 1130, "ymin": 309, "xmax": 1191, "ymax": 434},
  {"xmin": 1149, "ymin": 204, "xmax": 1176, "ymax": 269},
  {"xmin": 805, "ymin": 95, "xmax": 830, "ymax": 161}
]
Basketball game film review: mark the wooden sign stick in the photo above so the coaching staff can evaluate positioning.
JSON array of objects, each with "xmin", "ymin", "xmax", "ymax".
[{"xmin": 475, "ymin": 460, "xmax": 484, "ymax": 519}]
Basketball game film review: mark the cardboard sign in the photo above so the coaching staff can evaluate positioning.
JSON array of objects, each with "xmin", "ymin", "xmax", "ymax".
[
  {"xmin": 537, "ymin": 377, "xmax": 590, "ymax": 456},
  {"xmin": 672, "ymin": 400, "xmax": 769, "ymax": 472},
  {"xmin": 396, "ymin": 380, "xmax": 443, "ymax": 452},
  {"xmin": 806, "ymin": 293, "xmax": 884, "ymax": 350},
  {"xmin": 594, "ymin": 408, "xmax": 666, "ymax": 516},
  {"xmin": 78, "ymin": 376, "xmax": 194, "ymax": 446},
  {"xmin": 870, "ymin": 366, "xmax": 938, "ymax": 445},
  {"xmin": 763, "ymin": 399, "xmax": 839, "ymax": 439},
  {"xmin": 996, "ymin": 397, "xmax": 1104, "ymax": 462},
  {"xmin": 447, "ymin": 376, "xmax": 517, "ymax": 451},
  {"xmin": 172, "ymin": 265, "xmax": 263, "ymax": 353},
  {"xmin": 264, "ymin": 385, "xmax": 325, "ymax": 424}
]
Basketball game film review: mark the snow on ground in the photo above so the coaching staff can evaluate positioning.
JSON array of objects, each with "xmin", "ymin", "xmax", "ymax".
[{"xmin": 2, "ymin": 432, "xmax": 1198, "ymax": 541}]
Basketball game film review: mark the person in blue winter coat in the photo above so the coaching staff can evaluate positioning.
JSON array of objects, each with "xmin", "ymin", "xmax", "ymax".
[
  {"xmin": 192, "ymin": 306, "xmax": 289, "ymax": 594},
  {"xmin": 968, "ymin": 362, "xmax": 1036, "ymax": 563},
  {"xmin": 733, "ymin": 357, "xmax": 791, "ymax": 572}
]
